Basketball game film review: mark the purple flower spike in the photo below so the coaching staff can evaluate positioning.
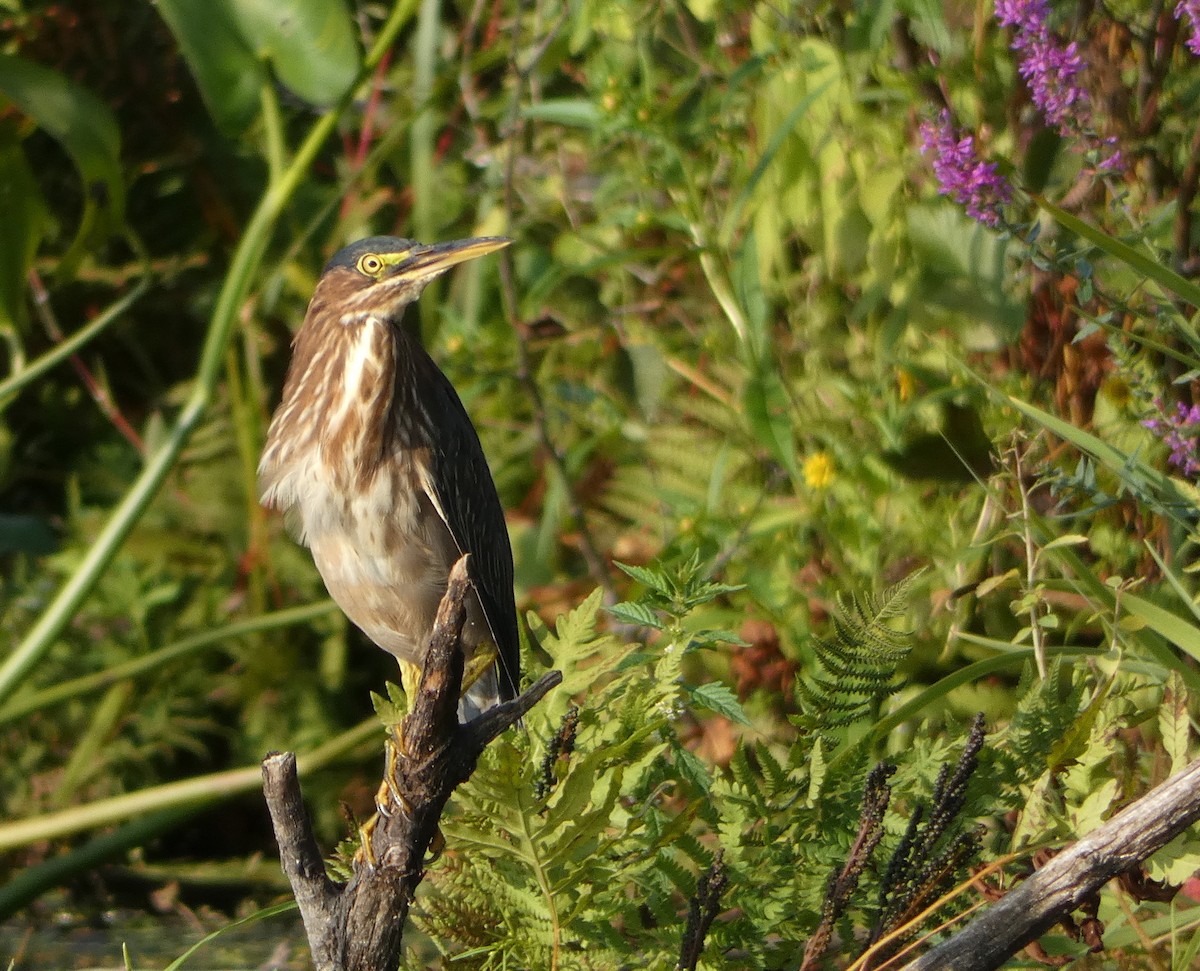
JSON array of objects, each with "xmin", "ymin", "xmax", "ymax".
[
  {"xmin": 994, "ymin": 0, "xmax": 1122, "ymax": 170},
  {"xmin": 919, "ymin": 111, "xmax": 1013, "ymax": 227},
  {"xmin": 1178, "ymin": 1, "xmax": 1200, "ymax": 57},
  {"xmin": 1142, "ymin": 398, "xmax": 1200, "ymax": 477}
]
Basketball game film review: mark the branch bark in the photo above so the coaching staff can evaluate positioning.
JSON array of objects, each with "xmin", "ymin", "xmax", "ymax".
[
  {"xmin": 901, "ymin": 757, "xmax": 1200, "ymax": 971},
  {"xmin": 262, "ymin": 555, "xmax": 562, "ymax": 971}
]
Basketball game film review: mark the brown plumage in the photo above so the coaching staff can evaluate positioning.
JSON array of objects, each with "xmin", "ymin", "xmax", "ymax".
[{"xmin": 258, "ymin": 236, "xmax": 519, "ymax": 715}]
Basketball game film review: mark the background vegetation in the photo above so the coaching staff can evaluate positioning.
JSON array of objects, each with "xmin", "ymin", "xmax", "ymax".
[{"xmin": 2, "ymin": 0, "xmax": 1200, "ymax": 967}]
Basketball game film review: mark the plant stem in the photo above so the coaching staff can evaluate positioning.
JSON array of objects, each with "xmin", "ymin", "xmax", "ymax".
[
  {"xmin": 0, "ymin": 601, "xmax": 335, "ymax": 725},
  {"xmin": 0, "ymin": 276, "xmax": 148, "ymax": 405},
  {"xmin": 0, "ymin": 718, "xmax": 380, "ymax": 852}
]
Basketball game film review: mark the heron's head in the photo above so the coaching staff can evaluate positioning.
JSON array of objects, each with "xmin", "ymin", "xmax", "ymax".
[{"xmin": 316, "ymin": 235, "xmax": 512, "ymax": 324}]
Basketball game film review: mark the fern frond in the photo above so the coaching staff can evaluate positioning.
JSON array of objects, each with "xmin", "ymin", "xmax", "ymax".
[{"xmin": 793, "ymin": 572, "xmax": 923, "ymax": 733}]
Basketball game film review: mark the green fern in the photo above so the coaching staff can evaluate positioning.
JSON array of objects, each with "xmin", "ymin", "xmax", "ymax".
[
  {"xmin": 413, "ymin": 589, "xmax": 699, "ymax": 967},
  {"xmin": 793, "ymin": 571, "xmax": 923, "ymax": 734}
]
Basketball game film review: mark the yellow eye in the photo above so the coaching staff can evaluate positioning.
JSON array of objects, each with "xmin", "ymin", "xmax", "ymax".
[{"xmin": 358, "ymin": 253, "xmax": 384, "ymax": 276}]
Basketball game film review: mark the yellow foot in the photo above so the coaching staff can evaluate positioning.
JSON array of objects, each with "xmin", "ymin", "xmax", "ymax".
[
  {"xmin": 356, "ymin": 817, "xmax": 378, "ymax": 867},
  {"xmin": 376, "ymin": 729, "xmax": 413, "ymax": 816},
  {"xmin": 397, "ymin": 641, "xmax": 498, "ymax": 710},
  {"xmin": 355, "ymin": 729, "xmax": 412, "ymax": 866}
]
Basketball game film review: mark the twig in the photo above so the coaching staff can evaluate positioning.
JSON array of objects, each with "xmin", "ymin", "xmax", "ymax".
[
  {"xmin": 27, "ymin": 268, "xmax": 145, "ymax": 453},
  {"xmin": 261, "ymin": 753, "xmax": 339, "ymax": 970},
  {"xmin": 263, "ymin": 556, "xmax": 561, "ymax": 970},
  {"xmin": 900, "ymin": 757, "xmax": 1200, "ymax": 971}
]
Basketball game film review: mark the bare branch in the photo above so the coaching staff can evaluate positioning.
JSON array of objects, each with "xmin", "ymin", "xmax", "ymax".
[
  {"xmin": 261, "ymin": 752, "xmax": 340, "ymax": 969},
  {"xmin": 902, "ymin": 757, "xmax": 1200, "ymax": 971},
  {"xmin": 263, "ymin": 555, "xmax": 562, "ymax": 970}
]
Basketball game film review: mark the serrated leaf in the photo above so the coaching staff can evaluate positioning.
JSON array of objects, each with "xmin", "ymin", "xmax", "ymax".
[
  {"xmin": 615, "ymin": 650, "xmax": 658, "ymax": 672},
  {"xmin": 614, "ymin": 560, "xmax": 673, "ymax": 594},
  {"xmin": 688, "ymin": 681, "xmax": 752, "ymax": 726},
  {"xmin": 672, "ymin": 741, "xmax": 711, "ymax": 793},
  {"xmin": 1159, "ymin": 671, "xmax": 1191, "ymax": 776},
  {"xmin": 690, "ymin": 628, "xmax": 748, "ymax": 647},
  {"xmin": 606, "ymin": 601, "xmax": 663, "ymax": 629},
  {"xmin": 1144, "ymin": 836, "xmax": 1200, "ymax": 885}
]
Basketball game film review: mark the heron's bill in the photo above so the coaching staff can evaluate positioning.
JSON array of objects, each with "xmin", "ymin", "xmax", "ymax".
[{"xmin": 399, "ymin": 236, "xmax": 512, "ymax": 280}]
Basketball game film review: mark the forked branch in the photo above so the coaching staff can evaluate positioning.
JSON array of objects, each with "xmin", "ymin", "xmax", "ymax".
[{"xmin": 263, "ymin": 555, "xmax": 561, "ymax": 971}]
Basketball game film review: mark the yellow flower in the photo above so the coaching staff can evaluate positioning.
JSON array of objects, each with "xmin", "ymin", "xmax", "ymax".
[
  {"xmin": 897, "ymin": 368, "xmax": 915, "ymax": 402},
  {"xmin": 803, "ymin": 451, "xmax": 834, "ymax": 489}
]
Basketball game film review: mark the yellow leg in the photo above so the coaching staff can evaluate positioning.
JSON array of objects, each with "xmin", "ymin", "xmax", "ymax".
[
  {"xmin": 355, "ymin": 731, "xmax": 412, "ymax": 866},
  {"xmin": 401, "ymin": 645, "xmax": 496, "ymax": 701},
  {"xmin": 461, "ymin": 640, "xmax": 498, "ymax": 695},
  {"xmin": 356, "ymin": 818, "xmax": 378, "ymax": 867}
]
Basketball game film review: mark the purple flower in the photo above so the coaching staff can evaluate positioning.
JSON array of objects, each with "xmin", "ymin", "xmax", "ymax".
[
  {"xmin": 1142, "ymin": 398, "xmax": 1200, "ymax": 477},
  {"xmin": 995, "ymin": 0, "xmax": 1049, "ymax": 34},
  {"xmin": 1179, "ymin": 1, "xmax": 1200, "ymax": 57},
  {"xmin": 919, "ymin": 111, "xmax": 1013, "ymax": 227},
  {"xmin": 994, "ymin": 0, "xmax": 1122, "ymax": 170}
]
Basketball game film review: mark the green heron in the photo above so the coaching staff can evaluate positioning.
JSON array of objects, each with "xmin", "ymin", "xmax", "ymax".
[{"xmin": 258, "ymin": 236, "xmax": 520, "ymax": 720}]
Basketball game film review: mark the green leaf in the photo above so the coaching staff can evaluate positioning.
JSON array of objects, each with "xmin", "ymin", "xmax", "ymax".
[
  {"xmin": 614, "ymin": 561, "xmax": 673, "ymax": 595},
  {"xmin": 805, "ymin": 735, "xmax": 826, "ymax": 807},
  {"xmin": 672, "ymin": 740, "xmax": 711, "ymax": 793},
  {"xmin": 734, "ymin": 234, "xmax": 769, "ymax": 365},
  {"xmin": 1001, "ymin": 393, "xmax": 1187, "ymax": 510},
  {"xmin": 1144, "ymin": 836, "xmax": 1200, "ymax": 886},
  {"xmin": 228, "ymin": 0, "xmax": 360, "ymax": 106},
  {"xmin": 0, "ymin": 53, "xmax": 124, "ymax": 267},
  {"xmin": 0, "ymin": 136, "xmax": 46, "ymax": 329},
  {"xmin": 519, "ymin": 99, "xmax": 601, "ymax": 128},
  {"xmin": 907, "ymin": 203, "xmax": 1023, "ymax": 344},
  {"xmin": 156, "ymin": 0, "xmax": 264, "ymax": 132},
  {"xmin": 1034, "ymin": 196, "xmax": 1200, "ymax": 310},
  {"xmin": 742, "ymin": 369, "xmax": 800, "ymax": 483},
  {"xmin": 1041, "ymin": 534, "xmax": 1089, "ymax": 552},
  {"xmin": 606, "ymin": 601, "xmax": 663, "ymax": 629},
  {"xmin": 688, "ymin": 681, "xmax": 752, "ymax": 726},
  {"xmin": 901, "ymin": 0, "xmax": 952, "ymax": 55},
  {"xmin": 1158, "ymin": 672, "xmax": 1191, "ymax": 776},
  {"xmin": 725, "ymin": 80, "xmax": 830, "ymax": 237},
  {"xmin": 1120, "ymin": 592, "xmax": 1200, "ymax": 668}
]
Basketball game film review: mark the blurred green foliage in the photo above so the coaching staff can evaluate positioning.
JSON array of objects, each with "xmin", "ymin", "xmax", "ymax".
[{"xmin": 1, "ymin": 0, "xmax": 1200, "ymax": 966}]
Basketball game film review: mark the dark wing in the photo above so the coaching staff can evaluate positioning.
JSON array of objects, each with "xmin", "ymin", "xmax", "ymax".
[{"xmin": 416, "ymin": 350, "xmax": 520, "ymax": 701}]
